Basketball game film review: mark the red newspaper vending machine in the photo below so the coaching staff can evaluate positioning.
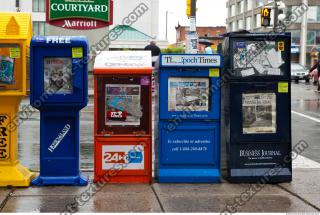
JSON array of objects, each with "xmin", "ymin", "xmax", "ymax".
[{"xmin": 94, "ymin": 51, "xmax": 152, "ymax": 183}]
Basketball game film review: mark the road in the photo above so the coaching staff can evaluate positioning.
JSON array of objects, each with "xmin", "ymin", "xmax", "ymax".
[{"xmin": 17, "ymin": 82, "xmax": 320, "ymax": 171}]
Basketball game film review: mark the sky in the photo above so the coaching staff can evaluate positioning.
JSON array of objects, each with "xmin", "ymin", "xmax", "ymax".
[{"xmin": 158, "ymin": 0, "xmax": 227, "ymax": 43}]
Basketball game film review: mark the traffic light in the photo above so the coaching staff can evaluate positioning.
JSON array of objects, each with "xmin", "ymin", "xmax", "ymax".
[
  {"xmin": 186, "ymin": 0, "xmax": 191, "ymax": 18},
  {"xmin": 261, "ymin": 8, "xmax": 271, "ymax": 27}
]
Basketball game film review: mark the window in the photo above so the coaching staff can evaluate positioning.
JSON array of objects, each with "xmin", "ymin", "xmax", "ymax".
[
  {"xmin": 246, "ymin": 17, "xmax": 251, "ymax": 30},
  {"xmin": 316, "ymin": 31, "xmax": 320, "ymax": 44},
  {"xmin": 307, "ymin": 6, "xmax": 320, "ymax": 23},
  {"xmin": 286, "ymin": 5, "xmax": 304, "ymax": 23},
  {"xmin": 231, "ymin": 4, "xmax": 236, "ymax": 16},
  {"xmin": 33, "ymin": 0, "xmax": 45, "ymax": 12},
  {"xmin": 290, "ymin": 30, "xmax": 300, "ymax": 45},
  {"xmin": 33, "ymin": 21, "xmax": 48, "ymax": 36},
  {"xmin": 238, "ymin": 1, "xmax": 244, "ymax": 13},
  {"xmin": 247, "ymin": 0, "xmax": 252, "ymax": 11},
  {"xmin": 307, "ymin": 31, "xmax": 316, "ymax": 45},
  {"xmin": 238, "ymin": 19, "xmax": 244, "ymax": 29},
  {"xmin": 232, "ymin": 22, "xmax": 237, "ymax": 31},
  {"xmin": 256, "ymin": 0, "xmax": 264, "ymax": 7},
  {"xmin": 255, "ymin": 14, "xmax": 261, "ymax": 28}
]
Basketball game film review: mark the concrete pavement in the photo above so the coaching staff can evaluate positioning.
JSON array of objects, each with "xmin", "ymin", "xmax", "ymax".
[{"xmin": 0, "ymin": 169, "xmax": 319, "ymax": 213}]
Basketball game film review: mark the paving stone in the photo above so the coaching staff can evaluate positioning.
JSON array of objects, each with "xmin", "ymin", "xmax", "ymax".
[
  {"xmin": 279, "ymin": 169, "xmax": 320, "ymax": 209},
  {"xmin": 2, "ymin": 184, "xmax": 162, "ymax": 213},
  {"xmin": 153, "ymin": 183, "xmax": 318, "ymax": 213}
]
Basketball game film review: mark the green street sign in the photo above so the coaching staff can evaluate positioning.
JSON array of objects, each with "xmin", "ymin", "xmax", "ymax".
[{"xmin": 49, "ymin": 0, "xmax": 111, "ymax": 22}]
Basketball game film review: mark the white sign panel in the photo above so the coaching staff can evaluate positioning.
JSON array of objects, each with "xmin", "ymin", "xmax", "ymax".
[
  {"xmin": 102, "ymin": 145, "xmax": 144, "ymax": 170},
  {"xmin": 161, "ymin": 55, "xmax": 221, "ymax": 67},
  {"xmin": 94, "ymin": 51, "xmax": 152, "ymax": 69}
]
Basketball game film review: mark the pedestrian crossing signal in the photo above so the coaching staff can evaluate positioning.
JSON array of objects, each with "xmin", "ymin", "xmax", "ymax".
[{"xmin": 261, "ymin": 8, "xmax": 271, "ymax": 27}]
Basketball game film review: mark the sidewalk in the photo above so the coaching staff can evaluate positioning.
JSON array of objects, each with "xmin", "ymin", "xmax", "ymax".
[{"xmin": 0, "ymin": 169, "xmax": 319, "ymax": 213}]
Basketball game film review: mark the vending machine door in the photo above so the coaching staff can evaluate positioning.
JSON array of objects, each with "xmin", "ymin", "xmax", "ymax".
[
  {"xmin": 96, "ymin": 75, "xmax": 152, "ymax": 136},
  {"xmin": 159, "ymin": 68, "xmax": 220, "ymax": 120},
  {"xmin": 225, "ymin": 33, "xmax": 291, "ymax": 81},
  {"xmin": 229, "ymin": 81, "xmax": 291, "ymax": 143},
  {"xmin": 0, "ymin": 43, "xmax": 23, "ymax": 93},
  {"xmin": 31, "ymin": 46, "xmax": 86, "ymax": 104}
]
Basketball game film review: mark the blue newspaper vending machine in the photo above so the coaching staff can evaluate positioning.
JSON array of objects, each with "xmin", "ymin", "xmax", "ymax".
[
  {"xmin": 30, "ymin": 36, "xmax": 88, "ymax": 186},
  {"xmin": 158, "ymin": 54, "xmax": 222, "ymax": 183},
  {"xmin": 222, "ymin": 32, "xmax": 292, "ymax": 183}
]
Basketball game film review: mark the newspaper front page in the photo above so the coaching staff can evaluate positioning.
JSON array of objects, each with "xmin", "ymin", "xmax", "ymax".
[
  {"xmin": 242, "ymin": 93, "xmax": 277, "ymax": 134},
  {"xmin": 105, "ymin": 84, "xmax": 142, "ymax": 126},
  {"xmin": 168, "ymin": 77, "xmax": 210, "ymax": 112}
]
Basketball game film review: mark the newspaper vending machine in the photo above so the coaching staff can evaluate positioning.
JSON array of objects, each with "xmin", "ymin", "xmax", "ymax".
[
  {"xmin": 30, "ymin": 36, "xmax": 89, "ymax": 186},
  {"xmin": 0, "ymin": 12, "xmax": 35, "ymax": 187},
  {"xmin": 94, "ymin": 51, "xmax": 153, "ymax": 183},
  {"xmin": 222, "ymin": 32, "xmax": 292, "ymax": 183},
  {"xmin": 158, "ymin": 54, "xmax": 222, "ymax": 183}
]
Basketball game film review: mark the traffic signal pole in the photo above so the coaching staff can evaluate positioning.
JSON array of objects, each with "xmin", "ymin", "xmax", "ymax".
[
  {"xmin": 190, "ymin": 0, "xmax": 196, "ymax": 17},
  {"xmin": 186, "ymin": 0, "xmax": 198, "ymax": 53}
]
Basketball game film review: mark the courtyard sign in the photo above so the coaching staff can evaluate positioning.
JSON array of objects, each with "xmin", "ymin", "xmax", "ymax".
[{"xmin": 47, "ymin": 0, "xmax": 113, "ymax": 30}]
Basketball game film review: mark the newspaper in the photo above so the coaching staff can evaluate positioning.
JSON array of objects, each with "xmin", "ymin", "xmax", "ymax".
[
  {"xmin": 44, "ymin": 58, "xmax": 73, "ymax": 94},
  {"xmin": 105, "ymin": 84, "xmax": 142, "ymax": 126},
  {"xmin": 168, "ymin": 77, "xmax": 209, "ymax": 112},
  {"xmin": 242, "ymin": 93, "xmax": 276, "ymax": 134},
  {"xmin": 0, "ymin": 55, "xmax": 14, "ymax": 85},
  {"xmin": 233, "ymin": 41, "xmax": 285, "ymax": 77}
]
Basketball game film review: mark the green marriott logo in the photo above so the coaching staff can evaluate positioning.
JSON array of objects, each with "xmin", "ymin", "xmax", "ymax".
[{"xmin": 49, "ymin": 0, "xmax": 110, "ymax": 22}]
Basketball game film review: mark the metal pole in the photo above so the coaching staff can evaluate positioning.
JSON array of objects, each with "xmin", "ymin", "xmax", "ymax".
[
  {"xmin": 300, "ymin": 0, "xmax": 308, "ymax": 67},
  {"xmin": 191, "ymin": 0, "xmax": 196, "ymax": 17},
  {"xmin": 16, "ymin": 0, "xmax": 20, "ymax": 12}
]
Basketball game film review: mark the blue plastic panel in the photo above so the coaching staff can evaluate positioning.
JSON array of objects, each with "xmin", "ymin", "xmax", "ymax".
[{"xmin": 158, "ymin": 121, "xmax": 220, "ymax": 182}]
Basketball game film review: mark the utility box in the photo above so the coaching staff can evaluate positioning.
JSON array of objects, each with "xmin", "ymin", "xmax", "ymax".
[
  {"xmin": 0, "ymin": 12, "xmax": 35, "ymax": 187},
  {"xmin": 93, "ymin": 51, "xmax": 153, "ymax": 183},
  {"xmin": 158, "ymin": 54, "xmax": 222, "ymax": 183},
  {"xmin": 30, "ymin": 36, "xmax": 89, "ymax": 186},
  {"xmin": 222, "ymin": 32, "xmax": 292, "ymax": 183}
]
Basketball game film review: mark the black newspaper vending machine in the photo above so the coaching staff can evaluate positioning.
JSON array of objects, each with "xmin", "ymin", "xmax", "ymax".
[{"xmin": 223, "ymin": 32, "xmax": 292, "ymax": 183}]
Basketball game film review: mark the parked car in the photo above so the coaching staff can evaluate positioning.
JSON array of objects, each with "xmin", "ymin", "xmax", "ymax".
[{"xmin": 291, "ymin": 63, "xmax": 310, "ymax": 83}]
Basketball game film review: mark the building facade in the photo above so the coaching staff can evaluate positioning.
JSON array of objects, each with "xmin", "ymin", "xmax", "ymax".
[
  {"xmin": 1, "ymin": 0, "xmax": 166, "ymax": 48},
  {"xmin": 226, "ymin": 0, "xmax": 320, "ymax": 66},
  {"xmin": 175, "ymin": 25, "xmax": 226, "ymax": 51}
]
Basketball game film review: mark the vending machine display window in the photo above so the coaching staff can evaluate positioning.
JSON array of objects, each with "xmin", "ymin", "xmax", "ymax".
[
  {"xmin": 168, "ymin": 77, "xmax": 210, "ymax": 112},
  {"xmin": 232, "ymin": 40, "xmax": 286, "ymax": 77},
  {"xmin": 44, "ymin": 57, "xmax": 73, "ymax": 94},
  {"xmin": 0, "ymin": 55, "xmax": 14, "ymax": 84},
  {"xmin": 97, "ymin": 76, "xmax": 150, "ymax": 135},
  {"xmin": 0, "ymin": 44, "xmax": 22, "ymax": 91},
  {"xmin": 105, "ymin": 84, "xmax": 142, "ymax": 126},
  {"xmin": 242, "ymin": 92, "xmax": 277, "ymax": 134}
]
